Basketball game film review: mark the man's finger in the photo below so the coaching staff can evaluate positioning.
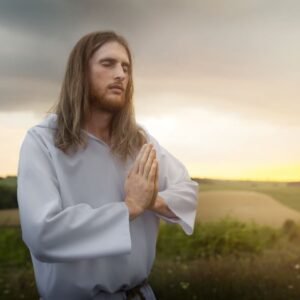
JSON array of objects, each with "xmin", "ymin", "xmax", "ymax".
[
  {"xmin": 155, "ymin": 160, "xmax": 159, "ymax": 186},
  {"xmin": 148, "ymin": 159, "xmax": 157, "ymax": 182},
  {"xmin": 138, "ymin": 144, "xmax": 153, "ymax": 175},
  {"xmin": 131, "ymin": 143, "xmax": 148, "ymax": 174},
  {"xmin": 143, "ymin": 149, "xmax": 156, "ymax": 178},
  {"xmin": 150, "ymin": 161, "xmax": 159, "ymax": 207},
  {"xmin": 154, "ymin": 161, "xmax": 159, "ymax": 194}
]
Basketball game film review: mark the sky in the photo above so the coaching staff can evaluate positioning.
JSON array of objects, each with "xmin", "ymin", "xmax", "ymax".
[{"xmin": 0, "ymin": 0, "xmax": 299, "ymax": 181}]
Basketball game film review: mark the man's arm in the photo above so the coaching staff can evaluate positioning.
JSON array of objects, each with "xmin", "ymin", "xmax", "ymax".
[
  {"xmin": 144, "ymin": 130, "xmax": 199, "ymax": 235},
  {"xmin": 17, "ymin": 130, "xmax": 132, "ymax": 263},
  {"xmin": 150, "ymin": 195, "xmax": 178, "ymax": 219}
]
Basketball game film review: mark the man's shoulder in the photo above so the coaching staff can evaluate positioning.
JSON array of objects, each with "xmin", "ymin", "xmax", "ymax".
[
  {"xmin": 26, "ymin": 113, "xmax": 57, "ymax": 135},
  {"xmin": 22, "ymin": 113, "xmax": 57, "ymax": 148},
  {"xmin": 34, "ymin": 113, "xmax": 57, "ymax": 130}
]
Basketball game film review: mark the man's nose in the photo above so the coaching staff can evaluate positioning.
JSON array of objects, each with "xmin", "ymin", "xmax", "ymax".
[{"xmin": 114, "ymin": 64, "xmax": 126, "ymax": 80}]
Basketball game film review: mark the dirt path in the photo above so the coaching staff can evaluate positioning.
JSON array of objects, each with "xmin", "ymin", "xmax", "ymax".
[
  {"xmin": 196, "ymin": 190, "xmax": 300, "ymax": 228},
  {"xmin": 0, "ymin": 209, "xmax": 19, "ymax": 226}
]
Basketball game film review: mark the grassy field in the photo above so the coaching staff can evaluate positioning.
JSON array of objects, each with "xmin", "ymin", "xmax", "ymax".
[
  {"xmin": 2, "ymin": 176, "xmax": 300, "ymax": 212},
  {"xmin": 1, "ymin": 176, "xmax": 300, "ymax": 212},
  {"xmin": 151, "ymin": 246, "xmax": 300, "ymax": 300},
  {"xmin": 151, "ymin": 217, "xmax": 300, "ymax": 300},
  {"xmin": 3, "ymin": 179, "xmax": 300, "ymax": 228},
  {"xmin": 2, "ymin": 218, "xmax": 300, "ymax": 299},
  {"xmin": 1, "ymin": 178, "xmax": 300, "ymax": 299}
]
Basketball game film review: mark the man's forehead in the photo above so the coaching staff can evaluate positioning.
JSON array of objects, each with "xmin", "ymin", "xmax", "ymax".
[{"xmin": 91, "ymin": 41, "xmax": 130, "ymax": 64}]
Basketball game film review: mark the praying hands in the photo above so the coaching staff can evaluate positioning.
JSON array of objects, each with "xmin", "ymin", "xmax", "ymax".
[{"xmin": 124, "ymin": 143, "xmax": 159, "ymax": 220}]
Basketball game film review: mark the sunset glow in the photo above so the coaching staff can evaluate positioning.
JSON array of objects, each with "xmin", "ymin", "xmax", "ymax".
[{"xmin": 0, "ymin": 1, "xmax": 299, "ymax": 182}]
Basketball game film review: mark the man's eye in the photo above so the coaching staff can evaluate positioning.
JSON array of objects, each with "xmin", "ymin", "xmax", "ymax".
[{"xmin": 102, "ymin": 62, "xmax": 112, "ymax": 66}]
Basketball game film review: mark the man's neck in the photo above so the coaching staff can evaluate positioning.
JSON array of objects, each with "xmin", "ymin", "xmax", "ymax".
[{"xmin": 84, "ymin": 110, "xmax": 113, "ymax": 145}]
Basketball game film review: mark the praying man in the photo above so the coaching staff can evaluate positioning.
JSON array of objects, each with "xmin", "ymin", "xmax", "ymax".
[{"xmin": 17, "ymin": 31, "xmax": 199, "ymax": 300}]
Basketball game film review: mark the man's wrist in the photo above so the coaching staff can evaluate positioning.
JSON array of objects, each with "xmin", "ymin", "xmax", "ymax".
[
  {"xmin": 125, "ymin": 197, "xmax": 144, "ymax": 220},
  {"xmin": 151, "ymin": 195, "xmax": 162, "ymax": 211},
  {"xmin": 150, "ymin": 195, "xmax": 178, "ymax": 219}
]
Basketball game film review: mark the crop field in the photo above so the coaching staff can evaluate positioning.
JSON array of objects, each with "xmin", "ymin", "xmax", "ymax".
[
  {"xmin": 196, "ymin": 190, "xmax": 300, "ymax": 228},
  {"xmin": 1, "ymin": 178, "xmax": 300, "ymax": 299}
]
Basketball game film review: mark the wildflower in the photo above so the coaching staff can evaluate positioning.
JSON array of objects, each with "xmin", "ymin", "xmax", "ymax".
[{"xmin": 180, "ymin": 281, "xmax": 190, "ymax": 289}]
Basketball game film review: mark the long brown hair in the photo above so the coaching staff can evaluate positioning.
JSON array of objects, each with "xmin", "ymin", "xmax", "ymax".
[{"xmin": 50, "ymin": 31, "xmax": 147, "ymax": 162}]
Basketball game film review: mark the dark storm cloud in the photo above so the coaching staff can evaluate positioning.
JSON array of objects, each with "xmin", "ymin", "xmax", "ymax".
[
  {"xmin": 0, "ymin": 0, "xmax": 299, "ymax": 125},
  {"xmin": 0, "ymin": 0, "xmax": 174, "ymax": 110}
]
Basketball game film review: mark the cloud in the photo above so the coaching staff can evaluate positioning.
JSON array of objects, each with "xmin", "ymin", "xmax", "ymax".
[
  {"xmin": 0, "ymin": 0, "xmax": 299, "ymax": 126},
  {"xmin": 0, "ymin": 77, "xmax": 59, "ymax": 112}
]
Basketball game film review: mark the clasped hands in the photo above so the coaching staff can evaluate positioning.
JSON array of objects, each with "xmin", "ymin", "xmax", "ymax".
[{"xmin": 124, "ymin": 143, "xmax": 159, "ymax": 220}]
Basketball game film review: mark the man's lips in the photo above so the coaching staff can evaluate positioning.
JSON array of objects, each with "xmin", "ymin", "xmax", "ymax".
[
  {"xmin": 108, "ymin": 88, "xmax": 123, "ymax": 95},
  {"xmin": 108, "ymin": 84, "xmax": 124, "ymax": 91}
]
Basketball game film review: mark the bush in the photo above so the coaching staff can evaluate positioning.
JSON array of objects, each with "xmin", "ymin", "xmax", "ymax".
[
  {"xmin": 281, "ymin": 219, "xmax": 300, "ymax": 242},
  {"xmin": 0, "ymin": 184, "xmax": 18, "ymax": 209},
  {"xmin": 157, "ymin": 217, "xmax": 280, "ymax": 260}
]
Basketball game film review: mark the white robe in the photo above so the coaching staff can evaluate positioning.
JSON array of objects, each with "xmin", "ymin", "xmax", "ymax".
[{"xmin": 17, "ymin": 113, "xmax": 199, "ymax": 300}]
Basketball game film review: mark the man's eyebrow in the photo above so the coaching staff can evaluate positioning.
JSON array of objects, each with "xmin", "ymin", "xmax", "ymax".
[{"xmin": 99, "ymin": 57, "xmax": 130, "ymax": 67}]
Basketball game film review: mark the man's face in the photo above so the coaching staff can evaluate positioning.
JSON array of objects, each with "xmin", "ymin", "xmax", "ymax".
[{"xmin": 88, "ymin": 41, "xmax": 130, "ymax": 113}]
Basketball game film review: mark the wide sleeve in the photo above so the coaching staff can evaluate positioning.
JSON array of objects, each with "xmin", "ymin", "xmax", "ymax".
[
  {"xmin": 17, "ymin": 130, "xmax": 132, "ymax": 263},
  {"xmin": 146, "ymin": 132, "xmax": 199, "ymax": 235}
]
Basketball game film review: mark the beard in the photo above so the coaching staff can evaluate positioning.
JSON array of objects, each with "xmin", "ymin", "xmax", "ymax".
[{"xmin": 90, "ymin": 88, "xmax": 126, "ymax": 114}]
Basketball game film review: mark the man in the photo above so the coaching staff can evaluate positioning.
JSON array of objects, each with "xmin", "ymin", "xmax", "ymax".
[{"xmin": 17, "ymin": 31, "xmax": 199, "ymax": 300}]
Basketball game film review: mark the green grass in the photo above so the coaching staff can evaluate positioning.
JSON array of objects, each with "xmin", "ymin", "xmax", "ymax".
[
  {"xmin": 2, "ymin": 218, "xmax": 300, "ymax": 299},
  {"xmin": 0, "ymin": 228, "xmax": 30, "ymax": 267},
  {"xmin": 151, "ymin": 218, "xmax": 300, "ymax": 300},
  {"xmin": 0, "ymin": 227, "xmax": 38, "ymax": 300},
  {"xmin": 157, "ymin": 217, "xmax": 280, "ymax": 259},
  {"xmin": 0, "ymin": 268, "xmax": 38, "ymax": 300},
  {"xmin": 2, "ymin": 177, "xmax": 300, "ymax": 299},
  {"xmin": 150, "ymin": 249, "xmax": 300, "ymax": 300}
]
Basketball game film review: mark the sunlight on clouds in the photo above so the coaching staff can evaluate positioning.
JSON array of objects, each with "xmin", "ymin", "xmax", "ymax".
[
  {"xmin": 0, "ymin": 112, "xmax": 42, "ymax": 176},
  {"xmin": 137, "ymin": 114, "xmax": 178, "ymax": 143},
  {"xmin": 137, "ymin": 105, "xmax": 300, "ymax": 181},
  {"xmin": 0, "ymin": 111, "xmax": 43, "ymax": 128},
  {"xmin": 0, "ymin": 0, "xmax": 299, "ymax": 181},
  {"xmin": 0, "ymin": 127, "xmax": 27, "ymax": 176},
  {"xmin": 0, "ymin": 108, "xmax": 299, "ymax": 181}
]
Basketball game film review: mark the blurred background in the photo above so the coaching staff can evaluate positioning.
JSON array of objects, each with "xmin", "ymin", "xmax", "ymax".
[
  {"xmin": 0, "ymin": 0, "xmax": 300, "ymax": 181},
  {"xmin": 0, "ymin": 0, "xmax": 299, "ymax": 299}
]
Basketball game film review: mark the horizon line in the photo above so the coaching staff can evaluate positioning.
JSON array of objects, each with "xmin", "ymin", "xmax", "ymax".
[{"xmin": 1, "ymin": 174, "xmax": 299, "ymax": 184}]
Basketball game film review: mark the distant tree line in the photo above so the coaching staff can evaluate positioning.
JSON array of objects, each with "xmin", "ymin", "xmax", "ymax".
[
  {"xmin": 0, "ymin": 176, "xmax": 18, "ymax": 209},
  {"xmin": 0, "ymin": 185, "xmax": 18, "ymax": 209}
]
